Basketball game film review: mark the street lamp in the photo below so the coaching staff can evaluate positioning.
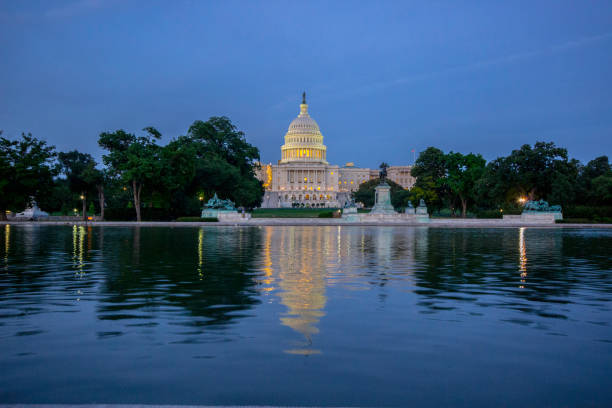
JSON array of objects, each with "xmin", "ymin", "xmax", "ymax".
[{"xmin": 79, "ymin": 194, "xmax": 86, "ymax": 221}]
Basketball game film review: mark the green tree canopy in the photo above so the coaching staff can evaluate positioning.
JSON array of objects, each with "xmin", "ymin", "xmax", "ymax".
[
  {"xmin": 58, "ymin": 150, "xmax": 101, "ymax": 220},
  {"xmin": 0, "ymin": 132, "xmax": 56, "ymax": 220},
  {"xmin": 578, "ymin": 156, "xmax": 611, "ymax": 204},
  {"xmin": 178, "ymin": 117, "xmax": 263, "ymax": 209},
  {"xmin": 477, "ymin": 142, "xmax": 579, "ymax": 207},
  {"xmin": 98, "ymin": 127, "xmax": 162, "ymax": 221},
  {"xmin": 444, "ymin": 152, "xmax": 486, "ymax": 217},
  {"xmin": 410, "ymin": 147, "xmax": 447, "ymax": 212}
]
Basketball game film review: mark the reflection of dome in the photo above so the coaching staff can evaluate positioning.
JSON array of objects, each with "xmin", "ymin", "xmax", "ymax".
[
  {"xmin": 277, "ymin": 227, "xmax": 327, "ymax": 355},
  {"xmin": 280, "ymin": 93, "xmax": 328, "ymax": 164}
]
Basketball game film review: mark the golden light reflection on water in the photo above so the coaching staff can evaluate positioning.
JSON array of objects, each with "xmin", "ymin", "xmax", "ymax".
[
  {"xmin": 197, "ymin": 228, "xmax": 204, "ymax": 279},
  {"xmin": 519, "ymin": 227, "xmax": 527, "ymax": 288},
  {"xmin": 4, "ymin": 224, "xmax": 9, "ymax": 270},
  {"xmin": 72, "ymin": 225, "xmax": 86, "ymax": 276},
  {"xmin": 278, "ymin": 227, "xmax": 327, "ymax": 355},
  {"xmin": 261, "ymin": 227, "xmax": 275, "ymax": 293}
]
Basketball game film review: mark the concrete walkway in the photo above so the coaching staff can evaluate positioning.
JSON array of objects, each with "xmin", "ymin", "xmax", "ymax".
[
  {"xmin": 0, "ymin": 406, "xmax": 355, "ymax": 408},
  {"xmin": 0, "ymin": 405, "xmax": 348, "ymax": 408},
  {"xmin": 4, "ymin": 219, "xmax": 612, "ymax": 228}
]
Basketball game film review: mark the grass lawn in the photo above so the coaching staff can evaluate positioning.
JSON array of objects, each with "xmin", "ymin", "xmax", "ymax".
[{"xmin": 252, "ymin": 208, "xmax": 340, "ymax": 218}]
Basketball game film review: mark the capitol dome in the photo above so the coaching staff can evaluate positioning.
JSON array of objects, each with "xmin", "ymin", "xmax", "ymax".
[{"xmin": 280, "ymin": 93, "xmax": 327, "ymax": 164}]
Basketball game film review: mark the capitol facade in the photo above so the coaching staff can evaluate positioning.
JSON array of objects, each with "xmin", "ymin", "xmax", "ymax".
[{"xmin": 256, "ymin": 94, "xmax": 415, "ymax": 208}]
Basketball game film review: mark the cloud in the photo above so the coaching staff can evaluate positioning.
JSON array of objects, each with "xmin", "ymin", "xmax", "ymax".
[
  {"xmin": 0, "ymin": 0, "xmax": 115, "ymax": 22},
  {"xmin": 273, "ymin": 31, "xmax": 612, "ymax": 108},
  {"xmin": 44, "ymin": 0, "xmax": 110, "ymax": 19}
]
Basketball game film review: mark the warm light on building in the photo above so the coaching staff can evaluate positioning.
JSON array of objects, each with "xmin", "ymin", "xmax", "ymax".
[{"xmin": 255, "ymin": 93, "xmax": 414, "ymax": 208}]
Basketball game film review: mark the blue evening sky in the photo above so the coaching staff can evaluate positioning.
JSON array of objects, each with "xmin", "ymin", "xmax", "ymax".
[{"xmin": 1, "ymin": 0, "xmax": 611, "ymax": 168}]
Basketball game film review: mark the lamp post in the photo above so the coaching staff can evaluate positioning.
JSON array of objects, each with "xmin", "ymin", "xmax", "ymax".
[{"xmin": 80, "ymin": 194, "xmax": 86, "ymax": 221}]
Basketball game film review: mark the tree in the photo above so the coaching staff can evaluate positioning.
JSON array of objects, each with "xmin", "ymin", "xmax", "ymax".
[
  {"xmin": 0, "ymin": 132, "xmax": 56, "ymax": 220},
  {"xmin": 58, "ymin": 150, "xmax": 99, "ymax": 220},
  {"xmin": 173, "ymin": 117, "xmax": 264, "ymax": 209},
  {"xmin": 37, "ymin": 178, "xmax": 73, "ymax": 215},
  {"xmin": 591, "ymin": 172, "xmax": 612, "ymax": 205},
  {"xmin": 83, "ymin": 164, "xmax": 108, "ymax": 220},
  {"xmin": 444, "ymin": 152, "xmax": 486, "ymax": 217},
  {"xmin": 477, "ymin": 142, "xmax": 579, "ymax": 207},
  {"xmin": 411, "ymin": 147, "xmax": 447, "ymax": 212},
  {"xmin": 98, "ymin": 127, "xmax": 162, "ymax": 222},
  {"xmin": 578, "ymin": 156, "xmax": 611, "ymax": 204}
]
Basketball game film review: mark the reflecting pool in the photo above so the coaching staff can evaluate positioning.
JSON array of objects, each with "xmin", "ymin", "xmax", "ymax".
[{"xmin": 1, "ymin": 225, "xmax": 611, "ymax": 407}]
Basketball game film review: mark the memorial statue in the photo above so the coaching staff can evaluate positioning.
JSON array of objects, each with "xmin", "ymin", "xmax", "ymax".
[
  {"xmin": 15, "ymin": 197, "xmax": 49, "ymax": 220},
  {"xmin": 203, "ymin": 193, "xmax": 236, "ymax": 211},
  {"xmin": 404, "ymin": 200, "xmax": 415, "ymax": 215},
  {"xmin": 379, "ymin": 162, "xmax": 388, "ymax": 183},
  {"xmin": 343, "ymin": 197, "xmax": 357, "ymax": 209},
  {"xmin": 523, "ymin": 199, "xmax": 561, "ymax": 213}
]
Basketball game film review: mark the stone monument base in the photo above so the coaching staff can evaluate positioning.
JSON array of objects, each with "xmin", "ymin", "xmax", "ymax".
[
  {"xmin": 201, "ymin": 209, "xmax": 251, "ymax": 221},
  {"xmin": 15, "ymin": 204, "xmax": 49, "ymax": 220},
  {"xmin": 370, "ymin": 183, "xmax": 396, "ymax": 215},
  {"xmin": 341, "ymin": 206, "xmax": 360, "ymax": 222},
  {"xmin": 520, "ymin": 212, "xmax": 562, "ymax": 223}
]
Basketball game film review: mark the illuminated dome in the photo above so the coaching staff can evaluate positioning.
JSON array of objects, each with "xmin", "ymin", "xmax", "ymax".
[{"xmin": 280, "ymin": 93, "xmax": 327, "ymax": 164}]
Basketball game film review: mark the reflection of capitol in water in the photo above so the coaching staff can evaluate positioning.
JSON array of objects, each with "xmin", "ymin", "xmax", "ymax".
[{"xmin": 258, "ymin": 226, "xmax": 426, "ymax": 355}]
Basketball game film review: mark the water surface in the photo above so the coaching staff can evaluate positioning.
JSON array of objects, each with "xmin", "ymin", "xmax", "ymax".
[{"xmin": 1, "ymin": 225, "xmax": 611, "ymax": 407}]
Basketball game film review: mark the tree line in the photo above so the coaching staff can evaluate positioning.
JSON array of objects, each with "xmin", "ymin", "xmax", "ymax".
[
  {"xmin": 0, "ymin": 117, "xmax": 263, "ymax": 221},
  {"xmin": 354, "ymin": 142, "xmax": 612, "ymax": 218}
]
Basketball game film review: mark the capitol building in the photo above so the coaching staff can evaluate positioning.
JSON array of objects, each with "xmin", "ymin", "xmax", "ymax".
[{"xmin": 256, "ymin": 94, "xmax": 415, "ymax": 208}]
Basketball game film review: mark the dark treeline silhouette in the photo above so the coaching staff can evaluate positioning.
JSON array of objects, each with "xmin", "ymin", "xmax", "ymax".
[
  {"xmin": 0, "ymin": 117, "xmax": 264, "ymax": 221},
  {"xmin": 353, "ymin": 142, "xmax": 611, "ymax": 220},
  {"xmin": 2, "ymin": 127, "xmax": 610, "ymax": 222}
]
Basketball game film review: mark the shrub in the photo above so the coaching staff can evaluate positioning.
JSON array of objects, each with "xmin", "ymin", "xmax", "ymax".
[
  {"xmin": 475, "ymin": 209, "xmax": 503, "ymax": 219},
  {"xmin": 105, "ymin": 207, "xmax": 176, "ymax": 221},
  {"xmin": 563, "ymin": 206, "xmax": 612, "ymax": 220},
  {"xmin": 175, "ymin": 217, "xmax": 218, "ymax": 222},
  {"xmin": 317, "ymin": 211, "xmax": 334, "ymax": 218}
]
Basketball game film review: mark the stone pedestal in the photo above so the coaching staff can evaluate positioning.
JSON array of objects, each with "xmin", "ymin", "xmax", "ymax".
[
  {"xmin": 370, "ymin": 183, "xmax": 396, "ymax": 215},
  {"xmin": 520, "ymin": 200, "xmax": 562, "ymax": 223},
  {"xmin": 15, "ymin": 203, "xmax": 49, "ymax": 220},
  {"xmin": 405, "ymin": 203, "xmax": 416, "ymax": 215},
  {"xmin": 341, "ymin": 206, "xmax": 360, "ymax": 222},
  {"xmin": 416, "ymin": 199, "xmax": 429, "ymax": 223},
  {"xmin": 201, "ymin": 208, "xmax": 251, "ymax": 221},
  {"xmin": 520, "ymin": 212, "xmax": 561, "ymax": 223}
]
